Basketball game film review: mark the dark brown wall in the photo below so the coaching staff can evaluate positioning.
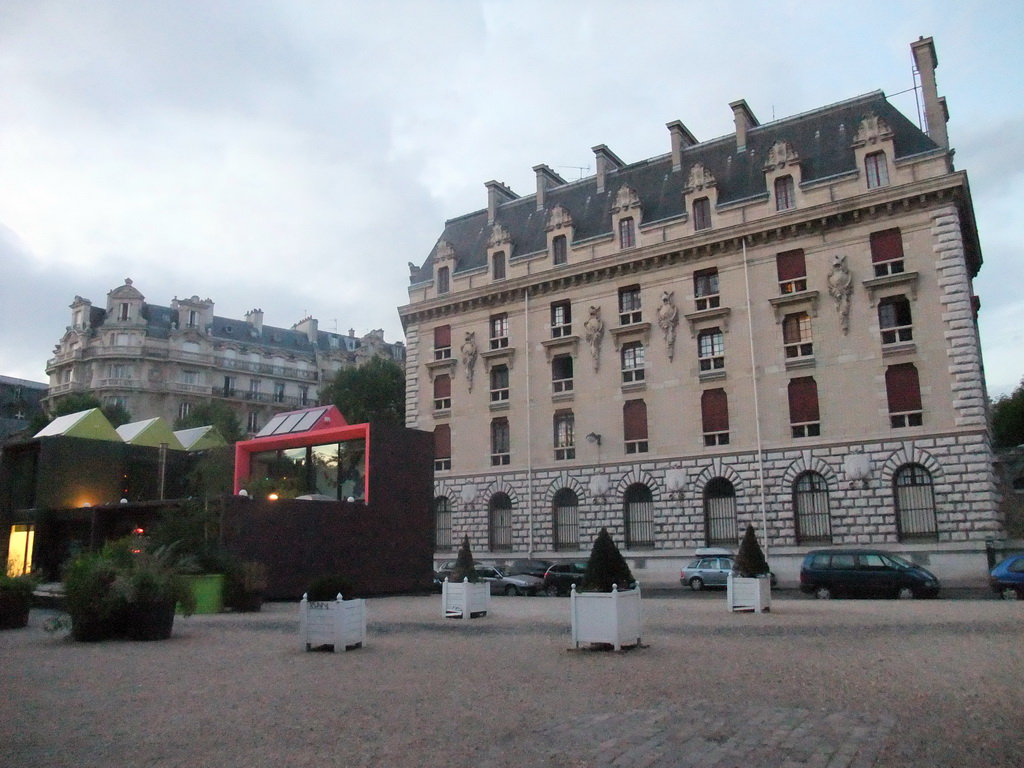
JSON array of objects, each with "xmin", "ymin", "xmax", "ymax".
[{"xmin": 221, "ymin": 423, "xmax": 434, "ymax": 599}]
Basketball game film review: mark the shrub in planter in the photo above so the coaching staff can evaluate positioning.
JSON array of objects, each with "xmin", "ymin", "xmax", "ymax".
[
  {"xmin": 581, "ymin": 527, "xmax": 635, "ymax": 592},
  {"xmin": 300, "ymin": 573, "xmax": 366, "ymax": 651},
  {"xmin": 225, "ymin": 561, "xmax": 269, "ymax": 612},
  {"xmin": 450, "ymin": 535, "xmax": 479, "ymax": 583},
  {"xmin": 62, "ymin": 549, "xmax": 127, "ymax": 641},
  {"xmin": 733, "ymin": 524, "xmax": 770, "ymax": 578},
  {"xmin": 0, "ymin": 572, "xmax": 38, "ymax": 630}
]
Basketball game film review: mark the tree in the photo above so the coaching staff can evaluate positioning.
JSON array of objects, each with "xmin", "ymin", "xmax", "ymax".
[
  {"xmin": 733, "ymin": 524, "xmax": 770, "ymax": 578},
  {"xmin": 450, "ymin": 535, "xmax": 478, "ymax": 583},
  {"xmin": 321, "ymin": 357, "xmax": 405, "ymax": 426},
  {"xmin": 173, "ymin": 400, "xmax": 243, "ymax": 444},
  {"xmin": 991, "ymin": 378, "xmax": 1024, "ymax": 451},
  {"xmin": 582, "ymin": 527, "xmax": 635, "ymax": 592},
  {"xmin": 31, "ymin": 393, "xmax": 132, "ymax": 432}
]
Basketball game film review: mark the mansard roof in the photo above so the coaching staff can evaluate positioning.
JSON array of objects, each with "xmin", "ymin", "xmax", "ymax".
[{"xmin": 411, "ymin": 91, "xmax": 939, "ymax": 283}]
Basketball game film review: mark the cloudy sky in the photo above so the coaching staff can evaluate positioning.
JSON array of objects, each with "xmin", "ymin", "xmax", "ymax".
[{"xmin": 2, "ymin": 1, "xmax": 1021, "ymax": 396}]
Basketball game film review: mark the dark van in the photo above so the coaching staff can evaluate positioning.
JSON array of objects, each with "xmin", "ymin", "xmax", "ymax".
[{"xmin": 799, "ymin": 549, "xmax": 940, "ymax": 600}]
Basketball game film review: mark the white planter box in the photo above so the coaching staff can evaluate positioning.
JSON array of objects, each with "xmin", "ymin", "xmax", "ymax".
[
  {"xmin": 727, "ymin": 574, "xmax": 772, "ymax": 613},
  {"xmin": 442, "ymin": 578, "xmax": 490, "ymax": 619},
  {"xmin": 569, "ymin": 583, "xmax": 642, "ymax": 651},
  {"xmin": 299, "ymin": 594, "xmax": 367, "ymax": 651}
]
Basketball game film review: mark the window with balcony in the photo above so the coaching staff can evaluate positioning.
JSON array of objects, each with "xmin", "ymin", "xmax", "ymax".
[
  {"xmin": 550, "ymin": 301, "xmax": 571, "ymax": 338},
  {"xmin": 870, "ymin": 228, "xmax": 905, "ymax": 277},
  {"xmin": 437, "ymin": 266, "xmax": 450, "ymax": 294},
  {"xmin": 554, "ymin": 410, "xmax": 575, "ymax": 461},
  {"xmin": 865, "ymin": 151, "xmax": 889, "ymax": 189},
  {"xmin": 247, "ymin": 411, "xmax": 259, "ymax": 432},
  {"xmin": 433, "ymin": 325, "xmax": 452, "ymax": 360},
  {"xmin": 775, "ymin": 175, "xmax": 795, "ymax": 211},
  {"xmin": 886, "ymin": 363, "xmax": 923, "ymax": 428},
  {"xmin": 490, "ymin": 313, "xmax": 509, "ymax": 350},
  {"xmin": 178, "ymin": 402, "xmax": 192, "ymax": 420},
  {"xmin": 223, "ymin": 376, "xmax": 236, "ymax": 397},
  {"xmin": 777, "ymin": 249, "xmax": 807, "ymax": 294},
  {"xmin": 551, "ymin": 354, "xmax": 574, "ymax": 394},
  {"xmin": 619, "ymin": 217, "xmax": 635, "ymax": 249},
  {"xmin": 788, "ymin": 376, "xmax": 821, "ymax": 438},
  {"xmin": 621, "ymin": 341, "xmax": 645, "ymax": 384},
  {"xmin": 618, "ymin": 285, "xmax": 642, "ymax": 325},
  {"xmin": 623, "ymin": 399, "xmax": 649, "ymax": 454},
  {"xmin": 701, "ymin": 388, "xmax": 730, "ymax": 446},
  {"xmin": 299, "ymin": 385, "xmax": 309, "ymax": 406},
  {"xmin": 697, "ymin": 328, "xmax": 724, "ymax": 371},
  {"xmin": 182, "ymin": 370, "xmax": 200, "ymax": 386},
  {"xmin": 110, "ymin": 364, "xmax": 130, "ymax": 380},
  {"xmin": 693, "ymin": 197, "xmax": 712, "ymax": 231},
  {"xmin": 433, "ymin": 374, "xmax": 452, "ymax": 412},
  {"xmin": 878, "ymin": 295, "xmax": 913, "ymax": 345},
  {"xmin": 273, "ymin": 382, "xmax": 286, "ymax": 403},
  {"xmin": 434, "ymin": 424, "xmax": 451, "ymax": 471},
  {"xmin": 490, "ymin": 365, "xmax": 509, "ymax": 404},
  {"xmin": 552, "ymin": 234, "xmax": 568, "ymax": 265},
  {"xmin": 490, "ymin": 418, "xmax": 510, "ymax": 466},
  {"xmin": 693, "ymin": 268, "xmax": 720, "ymax": 310},
  {"xmin": 492, "ymin": 251, "xmax": 506, "ymax": 280},
  {"xmin": 782, "ymin": 312, "xmax": 813, "ymax": 359},
  {"xmin": 249, "ymin": 379, "xmax": 261, "ymax": 399}
]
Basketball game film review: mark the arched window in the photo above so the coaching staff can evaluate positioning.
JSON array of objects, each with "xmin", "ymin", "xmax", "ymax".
[
  {"xmin": 623, "ymin": 483, "xmax": 654, "ymax": 549},
  {"xmin": 894, "ymin": 464, "xmax": 937, "ymax": 540},
  {"xmin": 703, "ymin": 478, "xmax": 736, "ymax": 546},
  {"xmin": 488, "ymin": 492, "xmax": 513, "ymax": 551},
  {"xmin": 793, "ymin": 471, "xmax": 831, "ymax": 544},
  {"xmin": 434, "ymin": 496, "xmax": 452, "ymax": 551},
  {"xmin": 552, "ymin": 488, "xmax": 579, "ymax": 551}
]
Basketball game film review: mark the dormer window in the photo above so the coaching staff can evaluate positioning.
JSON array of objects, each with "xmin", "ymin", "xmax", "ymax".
[
  {"xmin": 775, "ymin": 176, "xmax": 795, "ymax": 211},
  {"xmin": 619, "ymin": 217, "xmax": 635, "ymax": 249},
  {"xmin": 865, "ymin": 152, "xmax": 889, "ymax": 189},
  {"xmin": 552, "ymin": 235, "xmax": 567, "ymax": 265},
  {"xmin": 437, "ymin": 266, "xmax": 450, "ymax": 295},
  {"xmin": 188, "ymin": 309, "xmax": 198, "ymax": 328},
  {"xmin": 493, "ymin": 251, "xmax": 506, "ymax": 281},
  {"xmin": 118, "ymin": 303, "xmax": 130, "ymax": 321},
  {"xmin": 693, "ymin": 198, "xmax": 712, "ymax": 231}
]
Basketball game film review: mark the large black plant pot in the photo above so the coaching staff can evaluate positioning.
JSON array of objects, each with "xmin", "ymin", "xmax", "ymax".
[
  {"xmin": 0, "ymin": 592, "xmax": 31, "ymax": 630},
  {"xmin": 126, "ymin": 600, "xmax": 176, "ymax": 641}
]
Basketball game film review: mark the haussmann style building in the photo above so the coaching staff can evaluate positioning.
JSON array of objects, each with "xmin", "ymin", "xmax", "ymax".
[
  {"xmin": 398, "ymin": 36, "xmax": 1002, "ymax": 587},
  {"xmin": 44, "ymin": 279, "xmax": 405, "ymax": 436}
]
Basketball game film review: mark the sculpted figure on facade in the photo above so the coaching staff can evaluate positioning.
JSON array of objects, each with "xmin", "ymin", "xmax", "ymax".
[
  {"xmin": 827, "ymin": 254, "xmax": 853, "ymax": 334},
  {"xmin": 657, "ymin": 290, "xmax": 679, "ymax": 361},
  {"xmin": 460, "ymin": 331, "xmax": 478, "ymax": 391},
  {"xmin": 583, "ymin": 306, "xmax": 605, "ymax": 372}
]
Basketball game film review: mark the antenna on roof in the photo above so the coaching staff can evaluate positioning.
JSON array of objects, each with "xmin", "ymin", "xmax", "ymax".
[{"xmin": 556, "ymin": 165, "xmax": 591, "ymax": 181}]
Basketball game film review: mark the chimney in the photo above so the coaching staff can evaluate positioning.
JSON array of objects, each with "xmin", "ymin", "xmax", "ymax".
[
  {"xmin": 729, "ymin": 99, "xmax": 759, "ymax": 153},
  {"xmin": 911, "ymin": 36, "xmax": 949, "ymax": 149},
  {"xmin": 592, "ymin": 145, "xmax": 625, "ymax": 194},
  {"xmin": 485, "ymin": 180, "xmax": 519, "ymax": 224},
  {"xmin": 244, "ymin": 308, "xmax": 263, "ymax": 333},
  {"xmin": 667, "ymin": 121, "xmax": 698, "ymax": 171},
  {"xmin": 533, "ymin": 164, "xmax": 567, "ymax": 210}
]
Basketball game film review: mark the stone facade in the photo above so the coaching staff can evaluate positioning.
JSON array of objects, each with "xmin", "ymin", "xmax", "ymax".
[{"xmin": 400, "ymin": 38, "xmax": 1001, "ymax": 587}]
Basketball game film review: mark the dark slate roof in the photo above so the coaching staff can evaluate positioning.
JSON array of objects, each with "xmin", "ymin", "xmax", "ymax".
[{"xmin": 412, "ymin": 91, "xmax": 939, "ymax": 282}]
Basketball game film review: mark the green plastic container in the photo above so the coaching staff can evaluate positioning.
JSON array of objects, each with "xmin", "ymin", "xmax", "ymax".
[{"xmin": 180, "ymin": 574, "xmax": 225, "ymax": 615}]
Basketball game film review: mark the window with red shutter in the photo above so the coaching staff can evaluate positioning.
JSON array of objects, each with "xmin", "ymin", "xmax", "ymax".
[
  {"xmin": 776, "ymin": 249, "xmax": 807, "ymax": 294},
  {"xmin": 701, "ymin": 388, "xmax": 730, "ymax": 446},
  {"xmin": 433, "ymin": 325, "xmax": 452, "ymax": 360},
  {"xmin": 433, "ymin": 374, "xmax": 451, "ymax": 411},
  {"xmin": 788, "ymin": 377, "xmax": 820, "ymax": 438},
  {"xmin": 886, "ymin": 363, "xmax": 923, "ymax": 428},
  {"xmin": 433, "ymin": 424, "xmax": 451, "ymax": 471},
  {"xmin": 623, "ymin": 399, "xmax": 648, "ymax": 454},
  {"xmin": 870, "ymin": 229, "xmax": 905, "ymax": 277}
]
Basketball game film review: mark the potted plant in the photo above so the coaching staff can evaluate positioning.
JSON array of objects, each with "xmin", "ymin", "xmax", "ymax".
[
  {"xmin": 569, "ymin": 528, "xmax": 642, "ymax": 651},
  {"xmin": 225, "ymin": 561, "xmax": 268, "ymax": 612},
  {"xmin": 441, "ymin": 535, "xmax": 489, "ymax": 619},
  {"xmin": 0, "ymin": 571, "xmax": 38, "ymax": 630},
  {"xmin": 149, "ymin": 501, "xmax": 228, "ymax": 614},
  {"xmin": 299, "ymin": 574, "xmax": 366, "ymax": 651},
  {"xmin": 113, "ymin": 543, "xmax": 197, "ymax": 640},
  {"xmin": 727, "ymin": 524, "xmax": 772, "ymax": 613}
]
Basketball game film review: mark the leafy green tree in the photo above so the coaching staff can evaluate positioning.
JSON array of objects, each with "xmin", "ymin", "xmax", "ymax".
[
  {"xmin": 733, "ymin": 524, "xmax": 770, "ymax": 578},
  {"xmin": 322, "ymin": 357, "xmax": 405, "ymax": 426},
  {"xmin": 173, "ymin": 400, "xmax": 243, "ymax": 444},
  {"xmin": 991, "ymin": 378, "xmax": 1024, "ymax": 451},
  {"xmin": 582, "ymin": 527, "xmax": 634, "ymax": 592},
  {"xmin": 450, "ymin": 535, "xmax": 478, "ymax": 583}
]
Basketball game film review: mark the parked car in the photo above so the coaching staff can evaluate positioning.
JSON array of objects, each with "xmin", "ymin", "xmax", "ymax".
[
  {"xmin": 680, "ymin": 556, "xmax": 778, "ymax": 590},
  {"xmin": 542, "ymin": 562, "xmax": 588, "ymax": 596},
  {"xmin": 989, "ymin": 553, "xmax": 1024, "ymax": 600},
  {"xmin": 473, "ymin": 566, "xmax": 544, "ymax": 596},
  {"xmin": 799, "ymin": 549, "xmax": 940, "ymax": 599},
  {"xmin": 506, "ymin": 559, "xmax": 553, "ymax": 579},
  {"xmin": 433, "ymin": 559, "xmax": 483, "ymax": 592}
]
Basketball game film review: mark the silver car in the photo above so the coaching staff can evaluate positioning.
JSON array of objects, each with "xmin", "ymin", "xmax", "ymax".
[
  {"xmin": 474, "ymin": 566, "xmax": 544, "ymax": 596},
  {"xmin": 680, "ymin": 556, "xmax": 778, "ymax": 590}
]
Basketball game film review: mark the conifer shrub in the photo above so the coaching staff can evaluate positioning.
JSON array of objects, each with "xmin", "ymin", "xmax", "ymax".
[
  {"xmin": 450, "ymin": 535, "xmax": 479, "ymax": 583},
  {"xmin": 581, "ymin": 527, "xmax": 635, "ymax": 592},
  {"xmin": 733, "ymin": 524, "xmax": 770, "ymax": 578},
  {"xmin": 306, "ymin": 574, "xmax": 357, "ymax": 601}
]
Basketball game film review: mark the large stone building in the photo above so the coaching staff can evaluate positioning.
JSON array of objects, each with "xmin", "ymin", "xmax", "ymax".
[
  {"xmin": 399, "ymin": 37, "xmax": 1002, "ymax": 586},
  {"xmin": 0, "ymin": 375, "xmax": 47, "ymax": 442},
  {"xmin": 45, "ymin": 279, "xmax": 405, "ymax": 435}
]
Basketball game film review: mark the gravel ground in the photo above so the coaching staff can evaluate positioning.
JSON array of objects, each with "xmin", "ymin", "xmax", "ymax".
[{"xmin": 1, "ymin": 594, "xmax": 1020, "ymax": 768}]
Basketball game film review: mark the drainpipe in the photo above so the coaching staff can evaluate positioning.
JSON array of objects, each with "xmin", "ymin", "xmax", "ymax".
[
  {"xmin": 525, "ymin": 289, "xmax": 534, "ymax": 556},
  {"xmin": 741, "ymin": 238, "xmax": 769, "ymax": 558}
]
